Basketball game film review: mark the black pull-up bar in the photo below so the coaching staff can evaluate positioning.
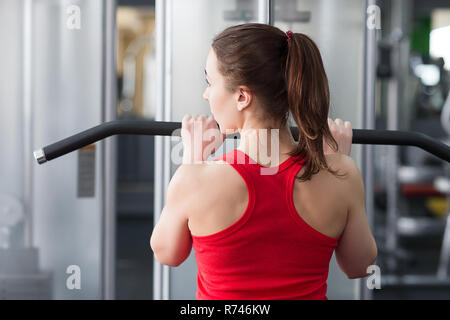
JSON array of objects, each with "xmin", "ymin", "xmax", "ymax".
[{"xmin": 33, "ymin": 120, "xmax": 450, "ymax": 164}]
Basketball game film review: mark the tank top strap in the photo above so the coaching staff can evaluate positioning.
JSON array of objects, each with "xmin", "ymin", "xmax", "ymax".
[
  {"xmin": 211, "ymin": 149, "xmax": 255, "ymax": 185},
  {"xmin": 283, "ymin": 154, "xmax": 307, "ymax": 175},
  {"xmin": 277, "ymin": 153, "xmax": 306, "ymax": 190}
]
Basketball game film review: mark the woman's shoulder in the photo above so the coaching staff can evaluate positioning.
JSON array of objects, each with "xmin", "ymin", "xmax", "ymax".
[
  {"xmin": 324, "ymin": 153, "xmax": 359, "ymax": 174},
  {"xmin": 173, "ymin": 160, "xmax": 237, "ymax": 187},
  {"xmin": 322, "ymin": 153, "xmax": 363, "ymax": 196},
  {"xmin": 177, "ymin": 160, "xmax": 247, "ymax": 219},
  {"xmin": 169, "ymin": 161, "xmax": 234, "ymax": 207}
]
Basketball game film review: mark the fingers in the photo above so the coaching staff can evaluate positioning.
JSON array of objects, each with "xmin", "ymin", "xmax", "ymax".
[
  {"xmin": 344, "ymin": 120, "xmax": 352, "ymax": 138},
  {"xmin": 334, "ymin": 118, "xmax": 344, "ymax": 135},
  {"xmin": 334, "ymin": 118, "xmax": 352, "ymax": 138},
  {"xmin": 182, "ymin": 114, "xmax": 219, "ymax": 136},
  {"xmin": 334, "ymin": 118, "xmax": 343, "ymax": 126},
  {"xmin": 328, "ymin": 117, "xmax": 351, "ymax": 133},
  {"xmin": 181, "ymin": 115, "xmax": 192, "ymax": 135},
  {"xmin": 327, "ymin": 117, "xmax": 336, "ymax": 133},
  {"xmin": 325, "ymin": 117, "xmax": 353, "ymax": 156},
  {"xmin": 182, "ymin": 114, "xmax": 192, "ymax": 123}
]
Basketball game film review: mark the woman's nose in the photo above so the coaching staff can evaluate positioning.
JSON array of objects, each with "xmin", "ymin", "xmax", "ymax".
[{"xmin": 202, "ymin": 88, "xmax": 208, "ymax": 101}]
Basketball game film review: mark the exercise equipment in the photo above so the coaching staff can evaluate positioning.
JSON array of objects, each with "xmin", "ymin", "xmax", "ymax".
[{"xmin": 34, "ymin": 120, "xmax": 450, "ymax": 164}]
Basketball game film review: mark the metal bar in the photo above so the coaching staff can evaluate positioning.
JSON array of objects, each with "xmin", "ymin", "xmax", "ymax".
[
  {"xmin": 162, "ymin": 0, "xmax": 173, "ymax": 301},
  {"xmin": 385, "ymin": 23, "xmax": 401, "ymax": 275},
  {"xmin": 437, "ymin": 212, "xmax": 450, "ymax": 279},
  {"xmin": 257, "ymin": 0, "xmax": 273, "ymax": 25},
  {"xmin": 22, "ymin": 0, "xmax": 33, "ymax": 249},
  {"xmin": 33, "ymin": 121, "xmax": 450, "ymax": 164},
  {"xmin": 257, "ymin": 0, "xmax": 268, "ymax": 24},
  {"xmin": 437, "ymin": 164, "xmax": 450, "ymax": 278},
  {"xmin": 101, "ymin": 0, "xmax": 117, "ymax": 301},
  {"xmin": 360, "ymin": 0, "xmax": 378, "ymax": 301},
  {"xmin": 268, "ymin": 0, "xmax": 274, "ymax": 25},
  {"xmin": 153, "ymin": 0, "xmax": 165, "ymax": 301}
]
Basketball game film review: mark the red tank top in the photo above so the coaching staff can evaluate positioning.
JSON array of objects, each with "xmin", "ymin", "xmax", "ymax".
[{"xmin": 191, "ymin": 148, "xmax": 341, "ymax": 300}]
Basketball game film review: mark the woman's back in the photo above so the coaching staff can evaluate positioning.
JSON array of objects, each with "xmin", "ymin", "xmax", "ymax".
[
  {"xmin": 188, "ymin": 149, "xmax": 362, "ymax": 300},
  {"xmin": 188, "ymin": 151, "xmax": 349, "ymax": 241}
]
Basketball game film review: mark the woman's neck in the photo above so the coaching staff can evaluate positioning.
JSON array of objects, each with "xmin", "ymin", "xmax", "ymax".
[{"xmin": 237, "ymin": 124, "xmax": 297, "ymax": 167}]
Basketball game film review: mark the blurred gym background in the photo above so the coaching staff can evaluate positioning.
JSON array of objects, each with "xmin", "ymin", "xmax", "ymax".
[{"xmin": 0, "ymin": 0, "xmax": 449, "ymax": 299}]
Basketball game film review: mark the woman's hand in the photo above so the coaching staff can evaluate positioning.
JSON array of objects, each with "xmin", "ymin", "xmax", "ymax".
[
  {"xmin": 181, "ymin": 114, "xmax": 225, "ymax": 164},
  {"xmin": 323, "ymin": 118, "xmax": 352, "ymax": 156}
]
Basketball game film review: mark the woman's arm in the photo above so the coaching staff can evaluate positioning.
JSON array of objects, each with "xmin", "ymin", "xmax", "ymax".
[
  {"xmin": 324, "ymin": 118, "xmax": 378, "ymax": 278},
  {"xmin": 334, "ymin": 155, "xmax": 378, "ymax": 278},
  {"xmin": 150, "ymin": 164, "xmax": 200, "ymax": 266}
]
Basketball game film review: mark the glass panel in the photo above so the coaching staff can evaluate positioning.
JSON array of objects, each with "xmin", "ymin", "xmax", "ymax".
[
  {"xmin": 115, "ymin": 5, "xmax": 156, "ymax": 299},
  {"xmin": 32, "ymin": 0, "xmax": 105, "ymax": 299},
  {"xmin": 0, "ymin": 0, "xmax": 105, "ymax": 299}
]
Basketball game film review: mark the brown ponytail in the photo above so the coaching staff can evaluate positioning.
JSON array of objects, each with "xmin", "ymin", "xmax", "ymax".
[
  {"xmin": 285, "ymin": 32, "xmax": 346, "ymax": 181},
  {"xmin": 212, "ymin": 23, "xmax": 347, "ymax": 182}
]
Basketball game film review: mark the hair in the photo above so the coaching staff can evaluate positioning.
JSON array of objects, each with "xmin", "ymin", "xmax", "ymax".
[{"xmin": 211, "ymin": 23, "xmax": 347, "ymax": 182}]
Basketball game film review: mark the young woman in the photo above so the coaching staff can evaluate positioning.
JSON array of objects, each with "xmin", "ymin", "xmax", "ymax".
[{"xmin": 151, "ymin": 23, "xmax": 377, "ymax": 300}]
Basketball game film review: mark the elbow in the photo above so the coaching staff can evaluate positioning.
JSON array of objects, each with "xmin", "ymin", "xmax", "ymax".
[
  {"xmin": 150, "ymin": 236, "xmax": 168, "ymax": 266},
  {"xmin": 151, "ymin": 248, "xmax": 183, "ymax": 267},
  {"xmin": 150, "ymin": 238, "xmax": 185, "ymax": 267},
  {"xmin": 347, "ymin": 271, "xmax": 370, "ymax": 280},
  {"xmin": 150, "ymin": 234, "xmax": 159, "ymax": 256},
  {"xmin": 345, "ymin": 249, "xmax": 378, "ymax": 280},
  {"xmin": 155, "ymin": 253, "xmax": 182, "ymax": 267}
]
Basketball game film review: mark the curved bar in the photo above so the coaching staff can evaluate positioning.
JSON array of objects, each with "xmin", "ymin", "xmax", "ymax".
[{"xmin": 34, "ymin": 120, "xmax": 450, "ymax": 164}]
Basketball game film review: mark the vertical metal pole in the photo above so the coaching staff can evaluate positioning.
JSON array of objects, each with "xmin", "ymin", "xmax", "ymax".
[
  {"xmin": 268, "ymin": 0, "xmax": 274, "ymax": 25},
  {"xmin": 385, "ymin": 41, "xmax": 399, "ymax": 273},
  {"xmin": 22, "ymin": 0, "xmax": 33, "ymax": 249},
  {"xmin": 257, "ymin": 0, "xmax": 273, "ymax": 25},
  {"xmin": 438, "ymin": 203, "xmax": 450, "ymax": 278},
  {"xmin": 385, "ymin": 0, "xmax": 410, "ymax": 276},
  {"xmin": 154, "ymin": 0, "xmax": 165, "ymax": 300},
  {"xmin": 101, "ymin": 0, "xmax": 117, "ymax": 300},
  {"xmin": 360, "ymin": 0, "xmax": 377, "ymax": 300},
  {"xmin": 162, "ymin": 0, "xmax": 173, "ymax": 301},
  {"xmin": 257, "ymin": 0, "xmax": 267, "ymax": 24}
]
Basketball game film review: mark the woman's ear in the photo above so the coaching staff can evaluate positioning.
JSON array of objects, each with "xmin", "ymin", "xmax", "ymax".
[{"xmin": 236, "ymin": 87, "xmax": 252, "ymax": 111}]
